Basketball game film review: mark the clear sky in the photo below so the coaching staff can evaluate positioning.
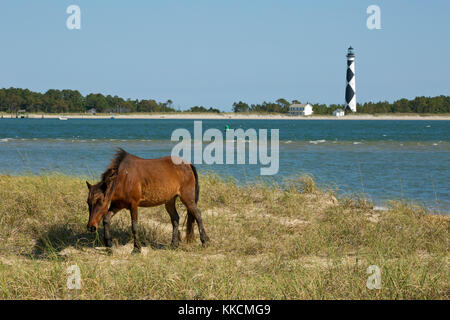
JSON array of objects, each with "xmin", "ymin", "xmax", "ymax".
[{"xmin": 1, "ymin": 0, "xmax": 449, "ymax": 111}]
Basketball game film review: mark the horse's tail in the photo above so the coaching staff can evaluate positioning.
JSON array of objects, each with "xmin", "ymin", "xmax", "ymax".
[{"xmin": 190, "ymin": 164, "xmax": 199, "ymax": 203}]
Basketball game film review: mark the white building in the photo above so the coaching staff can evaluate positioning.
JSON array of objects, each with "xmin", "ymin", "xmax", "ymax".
[
  {"xmin": 333, "ymin": 108, "xmax": 345, "ymax": 117},
  {"xmin": 289, "ymin": 103, "xmax": 313, "ymax": 116}
]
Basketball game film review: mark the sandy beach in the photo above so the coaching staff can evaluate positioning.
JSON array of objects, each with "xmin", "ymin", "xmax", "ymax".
[{"xmin": 16, "ymin": 113, "xmax": 450, "ymax": 120}]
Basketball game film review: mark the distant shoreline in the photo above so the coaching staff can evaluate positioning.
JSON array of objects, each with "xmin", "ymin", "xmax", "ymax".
[{"xmin": 4, "ymin": 113, "xmax": 450, "ymax": 120}]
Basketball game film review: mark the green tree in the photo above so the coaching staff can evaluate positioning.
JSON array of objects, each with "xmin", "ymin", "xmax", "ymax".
[{"xmin": 232, "ymin": 101, "xmax": 249, "ymax": 113}]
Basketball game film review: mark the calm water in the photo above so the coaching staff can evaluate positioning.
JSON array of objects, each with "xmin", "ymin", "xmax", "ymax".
[{"xmin": 0, "ymin": 119, "xmax": 449, "ymax": 212}]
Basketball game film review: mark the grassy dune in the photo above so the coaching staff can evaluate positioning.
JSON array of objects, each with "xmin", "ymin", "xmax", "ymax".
[{"xmin": 0, "ymin": 174, "xmax": 448, "ymax": 299}]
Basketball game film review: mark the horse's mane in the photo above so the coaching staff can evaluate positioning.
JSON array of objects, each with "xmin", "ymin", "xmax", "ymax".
[
  {"xmin": 99, "ymin": 148, "xmax": 129, "ymax": 198},
  {"xmin": 101, "ymin": 148, "xmax": 128, "ymax": 182}
]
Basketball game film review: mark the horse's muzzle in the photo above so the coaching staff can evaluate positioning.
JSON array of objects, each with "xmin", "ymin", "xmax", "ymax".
[{"xmin": 87, "ymin": 225, "xmax": 97, "ymax": 233}]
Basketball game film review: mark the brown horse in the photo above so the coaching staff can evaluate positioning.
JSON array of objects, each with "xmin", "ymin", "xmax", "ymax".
[{"xmin": 86, "ymin": 148, "xmax": 209, "ymax": 252}]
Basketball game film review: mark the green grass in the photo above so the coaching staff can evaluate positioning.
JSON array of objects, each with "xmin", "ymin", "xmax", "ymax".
[{"xmin": 0, "ymin": 174, "xmax": 448, "ymax": 299}]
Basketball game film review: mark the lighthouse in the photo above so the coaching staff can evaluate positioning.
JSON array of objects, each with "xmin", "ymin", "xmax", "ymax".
[{"xmin": 345, "ymin": 46, "xmax": 356, "ymax": 112}]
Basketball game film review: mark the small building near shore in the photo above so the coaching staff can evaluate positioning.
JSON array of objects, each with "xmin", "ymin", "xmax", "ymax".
[
  {"xmin": 16, "ymin": 109, "xmax": 28, "ymax": 118},
  {"xmin": 333, "ymin": 108, "xmax": 345, "ymax": 117},
  {"xmin": 289, "ymin": 103, "xmax": 313, "ymax": 116},
  {"xmin": 86, "ymin": 108, "xmax": 97, "ymax": 115}
]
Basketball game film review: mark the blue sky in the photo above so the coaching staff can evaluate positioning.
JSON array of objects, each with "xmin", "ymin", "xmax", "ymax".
[{"xmin": 1, "ymin": 0, "xmax": 449, "ymax": 111}]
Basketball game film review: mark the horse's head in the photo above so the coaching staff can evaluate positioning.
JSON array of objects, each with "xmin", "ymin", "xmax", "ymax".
[{"xmin": 86, "ymin": 181, "xmax": 110, "ymax": 232}]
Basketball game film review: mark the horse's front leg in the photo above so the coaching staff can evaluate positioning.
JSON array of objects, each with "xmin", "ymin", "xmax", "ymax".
[
  {"xmin": 103, "ymin": 206, "xmax": 119, "ymax": 248},
  {"xmin": 130, "ymin": 204, "xmax": 141, "ymax": 253},
  {"xmin": 103, "ymin": 211, "xmax": 113, "ymax": 248},
  {"xmin": 165, "ymin": 198, "xmax": 180, "ymax": 249}
]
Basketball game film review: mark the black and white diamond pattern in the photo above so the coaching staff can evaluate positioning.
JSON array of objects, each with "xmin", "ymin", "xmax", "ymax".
[
  {"xmin": 345, "ymin": 58, "xmax": 356, "ymax": 112},
  {"xmin": 346, "ymin": 84, "xmax": 355, "ymax": 102},
  {"xmin": 346, "ymin": 68, "xmax": 354, "ymax": 83}
]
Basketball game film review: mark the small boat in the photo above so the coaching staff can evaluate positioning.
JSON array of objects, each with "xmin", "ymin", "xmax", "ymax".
[
  {"xmin": 110, "ymin": 115, "xmax": 116, "ymax": 119},
  {"xmin": 58, "ymin": 116, "xmax": 68, "ymax": 121}
]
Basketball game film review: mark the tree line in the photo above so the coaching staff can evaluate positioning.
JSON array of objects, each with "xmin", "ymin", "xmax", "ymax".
[
  {"xmin": 1, "ymin": 87, "xmax": 449, "ymax": 114},
  {"xmin": 0, "ymin": 88, "xmax": 220, "ymax": 114},
  {"xmin": 356, "ymin": 96, "xmax": 450, "ymax": 113},
  {"xmin": 233, "ymin": 96, "xmax": 450, "ymax": 114}
]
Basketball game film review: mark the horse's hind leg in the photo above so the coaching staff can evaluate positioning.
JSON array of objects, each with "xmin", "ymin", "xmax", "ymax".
[
  {"xmin": 165, "ymin": 197, "xmax": 181, "ymax": 248},
  {"xmin": 186, "ymin": 211, "xmax": 196, "ymax": 243},
  {"xmin": 183, "ymin": 201, "xmax": 210, "ymax": 247}
]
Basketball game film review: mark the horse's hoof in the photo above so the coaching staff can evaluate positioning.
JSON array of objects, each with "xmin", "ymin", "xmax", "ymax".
[
  {"xmin": 201, "ymin": 240, "xmax": 210, "ymax": 248},
  {"xmin": 132, "ymin": 247, "xmax": 141, "ymax": 254},
  {"xmin": 104, "ymin": 239, "xmax": 113, "ymax": 248}
]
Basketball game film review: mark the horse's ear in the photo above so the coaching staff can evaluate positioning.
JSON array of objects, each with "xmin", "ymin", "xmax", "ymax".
[{"xmin": 86, "ymin": 181, "xmax": 92, "ymax": 189}]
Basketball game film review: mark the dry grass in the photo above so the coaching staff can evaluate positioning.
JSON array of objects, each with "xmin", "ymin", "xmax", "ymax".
[{"xmin": 0, "ymin": 174, "xmax": 448, "ymax": 299}]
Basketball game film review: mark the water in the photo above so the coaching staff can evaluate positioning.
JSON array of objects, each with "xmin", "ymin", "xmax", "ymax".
[{"xmin": 0, "ymin": 118, "xmax": 449, "ymax": 213}]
